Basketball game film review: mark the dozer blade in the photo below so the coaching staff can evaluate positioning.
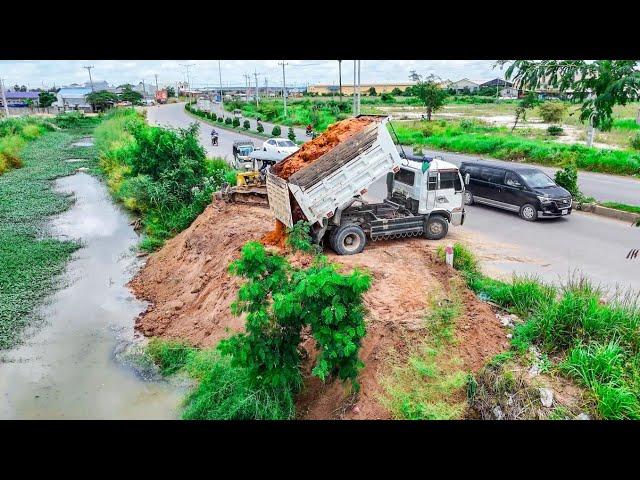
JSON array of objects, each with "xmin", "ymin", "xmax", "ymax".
[{"xmin": 227, "ymin": 186, "xmax": 269, "ymax": 207}]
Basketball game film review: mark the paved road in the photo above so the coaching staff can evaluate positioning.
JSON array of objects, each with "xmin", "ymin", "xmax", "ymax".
[{"xmin": 147, "ymin": 103, "xmax": 640, "ymax": 293}]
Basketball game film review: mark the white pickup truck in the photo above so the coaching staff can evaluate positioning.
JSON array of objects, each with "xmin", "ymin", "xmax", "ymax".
[{"xmin": 266, "ymin": 115, "xmax": 466, "ymax": 255}]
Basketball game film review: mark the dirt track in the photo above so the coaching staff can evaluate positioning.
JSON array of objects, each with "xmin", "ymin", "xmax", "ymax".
[{"xmin": 130, "ymin": 200, "xmax": 505, "ymax": 419}]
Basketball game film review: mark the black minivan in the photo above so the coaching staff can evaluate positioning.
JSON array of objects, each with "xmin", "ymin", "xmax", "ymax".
[{"xmin": 459, "ymin": 160, "xmax": 572, "ymax": 221}]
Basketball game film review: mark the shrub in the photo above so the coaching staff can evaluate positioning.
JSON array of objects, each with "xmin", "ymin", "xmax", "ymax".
[
  {"xmin": 211, "ymin": 113, "xmax": 217, "ymax": 122},
  {"xmin": 271, "ymin": 125, "xmax": 281, "ymax": 136},
  {"xmin": 243, "ymin": 120, "xmax": 250, "ymax": 130},
  {"xmin": 287, "ymin": 126, "xmax": 296, "ymax": 142},
  {"xmin": 538, "ymin": 101, "xmax": 568, "ymax": 123},
  {"xmin": 631, "ymin": 133, "xmax": 640, "ymax": 150},
  {"xmin": 232, "ymin": 117, "xmax": 240, "ymax": 128},
  {"xmin": 554, "ymin": 163, "xmax": 580, "ymax": 198},
  {"xmin": 225, "ymin": 117, "xmax": 232, "ymax": 125},
  {"xmin": 547, "ymin": 125, "xmax": 564, "ymax": 136},
  {"xmin": 256, "ymin": 123, "xmax": 264, "ymax": 134},
  {"xmin": 217, "ymin": 117, "xmax": 223, "ymax": 123}
]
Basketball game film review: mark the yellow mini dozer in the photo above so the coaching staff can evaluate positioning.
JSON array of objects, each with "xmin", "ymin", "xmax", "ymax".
[{"xmin": 216, "ymin": 171, "xmax": 269, "ymax": 207}]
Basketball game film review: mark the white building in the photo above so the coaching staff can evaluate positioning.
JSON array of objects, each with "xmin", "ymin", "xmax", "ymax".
[
  {"xmin": 54, "ymin": 87, "xmax": 93, "ymax": 111},
  {"xmin": 447, "ymin": 78, "xmax": 480, "ymax": 93}
]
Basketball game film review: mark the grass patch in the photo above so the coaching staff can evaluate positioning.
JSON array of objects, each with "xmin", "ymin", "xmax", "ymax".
[
  {"xmin": 444, "ymin": 241, "xmax": 640, "ymax": 419},
  {"xmin": 381, "ymin": 279, "xmax": 469, "ymax": 420},
  {"xmin": 600, "ymin": 202, "xmax": 640, "ymax": 214},
  {"xmin": 0, "ymin": 127, "xmax": 97, "ymax": 349}
]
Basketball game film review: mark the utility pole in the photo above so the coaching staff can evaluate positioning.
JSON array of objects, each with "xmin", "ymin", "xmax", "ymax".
[
  {"xmin": 180, "ymin": 63, "xmax": 195, "ymax": 96},
  {"xmin": 264, "ymin": 77, "xmax": 268, "ymax": 98},
  {"xmin": 154, "ymin": 74, "xmax": 159, "ymax": 93},
  {"xmin": 357, "ymin": 60, "xmax": 361, "ymax": 116},
  {"xmin": 1, "ymin": 78, "xmax": 9, "ymax": 117},
  {"xmin": 353, "ymin": 60, "xmax": 357, "ymax": 115},
  {"xmin": 279, "ymin": 61, "xmax": 288, "ymax": 117},
  {"xmin": 253, "ymin": 70, "xmax": 260, "ymax": 107},
  {"xmin": 218, "ymin": 60, "xmax": 224, "ymax": 111},
  {"xmin": 338, "ymin": 60, "xmax": 342, "ymax": 103},
  {"xmin": 243, "ymin": 74, "xmax": 251, "ymax": 102},
  {"xmin": 142, "ymin": 79, "xmax": 146, "ymax": 97},
  {"xmin": 83, "ymin": 65, "xmax": 95, "ymax": 91}
]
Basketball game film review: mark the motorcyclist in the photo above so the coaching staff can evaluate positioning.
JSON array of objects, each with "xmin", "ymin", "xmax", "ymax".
[
  {"xmin": 305, "ymin": 124, "xmax": 313, "ymax": 136},
  {"xmin": 211, "ymin": 128, "xmax": 218, "ymax": 146}
]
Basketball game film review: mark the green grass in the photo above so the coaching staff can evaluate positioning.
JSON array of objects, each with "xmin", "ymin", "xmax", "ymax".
[
  {"xmin": 0, "ymin": 128, "xmax": 97, "ymax": 349},
  {"xmin": 380, "ymin": 279, "xmax": 469, "ymax": 420},
  {"xmin": 444, "ymin": 241, "xmax": 640, "ymax": 419},
  {"xmin": 147, "ymin": 338, "xmax": 295, "ymax": 419},
  {"xmin": 600, "ymin": 202, "xmax": 640, "ymax": 214},
  {"xmin": 612, "ymin": 118, "xmax": 640, "ymax": 131}
]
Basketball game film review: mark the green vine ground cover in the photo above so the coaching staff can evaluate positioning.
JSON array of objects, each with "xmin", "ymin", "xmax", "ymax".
[{"xmin": 0, "ymin": 128, "xmax": 98, "ymax": 349}]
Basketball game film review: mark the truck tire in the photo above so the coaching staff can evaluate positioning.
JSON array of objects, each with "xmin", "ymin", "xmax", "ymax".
[
  {"xmin": 425, "ymin": 215, "xmax": 448, "ymax": 240},
  {"xmin": 520, "ymin": 203, "xmax": 538, "ymax": 222},
  {"xmin": 332, "ymin": 224, "xmax": 366, "ymax": 255}
]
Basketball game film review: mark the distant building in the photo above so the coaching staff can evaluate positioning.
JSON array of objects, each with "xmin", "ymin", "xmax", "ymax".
[
  {"xmin": 447, "ymin": 79, "xmax": 480, "ymax": 93},
  {"xmin": 0, "ymin": 91, "xmax": 39, "ymax": 107},
  {"xmin": 84, "ymin": 80, "xmax": 110, "ymax": 90},
  {"xmin": 308, "ymin": 82, "xmax": 414, "ymax": 95},
  {"xmin": 54, "ymin": 87, "xmax": 93, "ymax": 111}
]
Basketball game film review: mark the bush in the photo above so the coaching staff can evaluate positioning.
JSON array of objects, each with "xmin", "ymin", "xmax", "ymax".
[
  {"xmin": 287, "ymin": 126, "xmax": 296, "ymax": 142},
  {"xmin": 211, "ymin": 113, "xmax": 217, "ymax": 122},
  {"xmin": 554, "ymin": 163, "xmax": 580, "ymax": 198},
  {"xmin": 547, "ymin": 125, "xmax": 564, "ymax": 136},
  {"xmin": 257, "ymin": 123, "xmax": 264, "ymax": 134},
  {"xmin": 631, "ymin": 133, "xmax": 640, "ymax": 150},
  {"xmin": 232, "ymin": 117, "xmax": 240, "ymax": 128},
  {"xmin": 225, "ymin": 117, "xmax": 232, "ymax": 125},
  {"xmin": 271, "ymin": 125, "xmax": 281, "ymax": 136},
  {"xmin": 217, "ymin": 116, "xmax": 223, "ymax": 123},
  {"xmin": 538, "ymin": 101, "xmax": 568, "ymax": 123},
  {"xmin": 243, "ymin": 120, "xmax": 250, "ymax": 130}
]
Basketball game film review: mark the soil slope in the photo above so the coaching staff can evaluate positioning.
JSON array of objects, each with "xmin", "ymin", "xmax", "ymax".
[{"xmin": 130, "ymin": 200, "xmax": 506, "ymax": 419}]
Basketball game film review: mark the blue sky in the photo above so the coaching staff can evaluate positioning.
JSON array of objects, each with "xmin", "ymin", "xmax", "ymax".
[{"xmin": 0, "ymin": 60, "xmax": 505, "ymax": 90}]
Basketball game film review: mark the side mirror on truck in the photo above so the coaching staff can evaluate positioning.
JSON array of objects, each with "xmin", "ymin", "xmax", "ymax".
[{"xmin": 464, "ymin": 173, "xmax": 470, "ymax": 185}]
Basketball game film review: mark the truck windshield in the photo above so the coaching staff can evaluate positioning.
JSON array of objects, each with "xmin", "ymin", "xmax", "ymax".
[
  {"xmin": 519, "ymin": 170, "xmax": 556, "ymax": 188},
  {"xmin": 239, "ymin": 147, "xmax": 253, "ymax": 156}
]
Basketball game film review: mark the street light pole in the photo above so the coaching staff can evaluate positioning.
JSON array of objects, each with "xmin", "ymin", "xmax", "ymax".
[
  {"xmin": 218, "ymin": 60, "xmax": 224, "ymax": 111},
  {"xmin": 587, "ymin": 112, "xmax": 596, "ymax": 147},
  {"xmin": 279, "ymin": 61, "xmax": 288, "ymax": 117},
  {"xmin": 357, "ymin": 60, "xmax": 361, "ymax": 116},
  {"xmin": 338, "ymin": 60, "xmax": 342, "ymax": 103},
  {"xmin": 253, "ymin": 70, "xmax": 260, "ymax": 107},
  {"xmin": 353, "ymin": 60, "xmax": 357, "ymax": 116}
]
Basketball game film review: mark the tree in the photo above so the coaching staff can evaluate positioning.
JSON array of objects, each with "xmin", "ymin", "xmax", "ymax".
[
  {"xmin": 391, "ymin": 87, "xmax": 402, "ymax": 96},
  {"xmin": 243, "ymin": 120, "xmax": 250, "ymax": 130},
  {"xmin": 287, "ymin": 126, "xmax": 296, "ymax": 141},
  {"xmin": 538, "ymin": 101, "xmax": 568, "ymax": 123},
  {"xmin": 232, "ymin": 117, "xmax": 240, "ymax": 128},
  {"xmin": 409, "ymin": 71, "xmax": 447, "ymax": 121},
  {"xmin": 13, "ymin": 84, "xmax": 20, "ymax": 92},
  {"xmin": 166, "ymin": 86, "xmax": 176, "ymax": 98},
  {"xmin": 501, "ymin": 60, "xmax": 640, "ymax": 131},
  {"xmin": 119, "ymin": 86, "xmax": 143, "ymax": 105},
  {"xmin": 367, "ymin": 86, "xmax": 377, "ymax": 96},
  {"xmin": 512, "ymin": 92, "xmax": 539, "ymax": 132},
  {"xmin": 38, "ymin": 91, "xmax": 57, "ymax": 109},
  {"xmin": 85, "ymin": 90, "xmax": 118, "ymax": 111},
  {"xmin": 20, "ymin": 85, "xmax": 27, "ymax": 92}
]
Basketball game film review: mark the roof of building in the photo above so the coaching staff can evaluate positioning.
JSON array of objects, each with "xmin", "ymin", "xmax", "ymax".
[
  {"xmin": 5, "ymin": 91, "xmax": 40, "ymax": 99},
  {"xmin": 58, "ymin": 87, "xmax": 92, "ymax": 96}
]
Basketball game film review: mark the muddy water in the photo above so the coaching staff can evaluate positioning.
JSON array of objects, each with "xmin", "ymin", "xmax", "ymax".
[{"xmin": 0, "ymin": 172, "xmax": 183, "ymax": 419}]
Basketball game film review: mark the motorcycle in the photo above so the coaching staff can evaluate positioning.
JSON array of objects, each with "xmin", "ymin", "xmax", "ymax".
[
  {"xmin": 305, "ymin": 126, "xmax": 313, "ymax": 137},
  {"xmin": 211, "ymin": 135, "xmax": 219, "ymax": 146}
]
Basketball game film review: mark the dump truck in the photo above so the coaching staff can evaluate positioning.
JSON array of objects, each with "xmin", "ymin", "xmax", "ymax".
[
  {"xmin": 266, "ymin": 115, "xmax": 466, "ymax": 255},
  {"xmin": 155, "ymin": 89, "xmax": 168, "ymax": 104},
  {"xmin": 232, "ymin": 140, "xmax": 257, "ymax": 170}
]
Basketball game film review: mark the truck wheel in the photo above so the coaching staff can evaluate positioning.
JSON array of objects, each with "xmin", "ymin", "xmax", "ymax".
[
  {"xmin": 332, "ymin": 225, "xmax": 366, "ymax": 255},
  {"xmin": 520, "ymin": 204, "xmax": 538, "ymax": 222},
  {"xmin": 425, "ymin": 215, "xmax": 448, "ymax": 240},
  {"xmin": 464, "ymin": 191, "xmax": 474, "ymax": 205}
]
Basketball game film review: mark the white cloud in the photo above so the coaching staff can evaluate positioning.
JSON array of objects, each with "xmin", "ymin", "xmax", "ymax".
[{"xmin": 0, "ymin": 60, "xmax": 502, "ymax": 89}]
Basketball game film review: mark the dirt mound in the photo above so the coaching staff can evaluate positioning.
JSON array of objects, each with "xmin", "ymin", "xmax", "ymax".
[
  {"xmin": 130, "ymin": 201, "xmax": 505, "ymax": 419},
  {"xmin": 272, "ymin": 116, "xmax": 378, "ymax": 180}
]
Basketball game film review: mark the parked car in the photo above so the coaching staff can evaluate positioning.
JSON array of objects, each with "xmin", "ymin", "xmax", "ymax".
[
  {"xmin": 459, "ymin": 160, "xmax": 572, "ymax": 221},
  {"xmin": 262, "ymin": 138, "xmax": 299, "ymax": 155}
]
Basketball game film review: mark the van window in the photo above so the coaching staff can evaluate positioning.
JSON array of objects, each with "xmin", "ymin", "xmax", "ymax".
[
  {"xmin": 394, "ymin": 168, "xmax": 415, "ymax": 186},
  {"xmin": 480, "ymin": 167, "xmax": 505, "ymax": 184},
  {"xmin": 505, "ymin": 171, "xmax": 523, "ymax": 187},
  {"xmin": 463, "ymin": 164, "xmax": 481, "ymax": 177},
  {"xmin": 439, "ymin": 171, "xmax": 462, "ymax": 191}
]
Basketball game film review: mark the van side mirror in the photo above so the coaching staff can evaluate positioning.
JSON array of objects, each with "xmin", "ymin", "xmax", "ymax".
[{"xmin": 464, "ymin": 173, "xmax": 470, "ymax": 185}]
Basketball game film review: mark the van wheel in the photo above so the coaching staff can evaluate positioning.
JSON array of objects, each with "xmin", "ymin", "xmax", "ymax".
[
  {"xmin": 332, "ymin": 225, "xmax": 366, "ymax": 255},
  {"xmin": 425, "ymin": 215, "xmax": 448, "ymax": 240},
  {"xmin": 520, "ymin": 204, "xmax": 538, "ymax": 221},
  {"xmin": 464, "ymin": 191, "xmax": 474, "ymax": 205}
]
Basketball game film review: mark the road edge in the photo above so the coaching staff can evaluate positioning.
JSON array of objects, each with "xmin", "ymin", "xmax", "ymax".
[{"xmin": 572, "ymin": 201, "xmax": 640, "ymax": 224}]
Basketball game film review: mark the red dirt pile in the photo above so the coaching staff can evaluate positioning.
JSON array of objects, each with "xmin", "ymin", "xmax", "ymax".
[
  {"xmin": 130, "ymin": 199, "xmax": 506, "ymax": 419},
  {"xmin": 273, "ymin": 116, "xmax": 378, "ymax": 180},
  {"xmin": 261, "ymin": 219, "xmax": 287, "ymax": 249}
]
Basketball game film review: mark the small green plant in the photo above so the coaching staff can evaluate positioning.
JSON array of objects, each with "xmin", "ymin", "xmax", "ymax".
[
  {"xmin": 547, "ymin": 125, "xmax": 564, "ymax": 136},
  {"xmin": 217, "ymin": 117, "xmax": 223, "ymax": 123},
  {"xmin": 225, "ymin": 117, "xmax": 232, "ymax": 125},
  {"xmin": 256, "ymin": 123, "xmax": 264, "ymax": 134},
  {"xmin": 285, "ymin": 221, "xmax": 318, "ymax": 253},
  {"xmin": 287, "ymin": 126, "xmax": 296, "ymax": 142},
  {"xmin": 538, "ymin": 101, "xmax": 568, "ymax": 123},
  {"xmin": 211, "ymin": 113, "xmax": 217, "ymax": 122},
  {"xmin": 554, "ymin": 163, "xmax": 580, "ymax": 198},
  {"xmin": 232, "ymin": 117, "xmax": 240, "ymax": 128},
  {"xmin": 271, "ymin": 125, "xmax": 281, "ymax": 137},
  {"xmin": 631, "ymin": 133, "xmax": 640, "ymax": 150},
  {"xmin": 243, "ymin": 120, "xmax": 250, "ymax": 130}
]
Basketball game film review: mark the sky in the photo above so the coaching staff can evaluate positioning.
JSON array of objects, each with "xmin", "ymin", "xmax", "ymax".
[{"xmin": 0, "ymin": 60, "xmax": 505, "ymax": 90}]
